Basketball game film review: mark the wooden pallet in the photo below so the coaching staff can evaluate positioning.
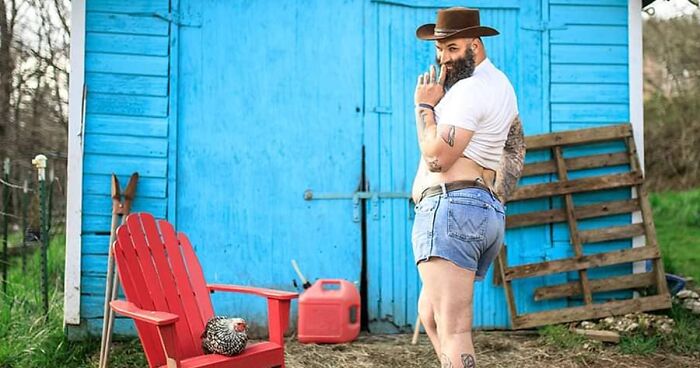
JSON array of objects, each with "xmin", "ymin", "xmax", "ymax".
[{"xmin": 495, "ymin": 124, "xmax": 671, "ymax": 329}]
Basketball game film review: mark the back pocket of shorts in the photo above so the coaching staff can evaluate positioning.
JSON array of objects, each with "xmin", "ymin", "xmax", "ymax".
[
  {"xmin": 412, "ymin": 199, "xmax": 438, "ymax": 242},
  {"xmin": 447, "ymin": 198, "xmax": 489, "ymax": 241}
]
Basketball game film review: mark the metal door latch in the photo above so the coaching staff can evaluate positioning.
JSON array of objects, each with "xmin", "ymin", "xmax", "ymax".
[{"xmin": 303, "ymin": 190, "xmax": 410, "ymax": 222}]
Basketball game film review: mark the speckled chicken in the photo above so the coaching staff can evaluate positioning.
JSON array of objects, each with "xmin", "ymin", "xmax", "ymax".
[{"xmin": 201, "ymin": 316, "xmax": 248, "ymax": 356}]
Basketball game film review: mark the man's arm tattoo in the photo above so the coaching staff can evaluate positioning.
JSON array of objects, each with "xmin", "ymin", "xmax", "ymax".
[
  {"xmin": 461, "ymin": 353, "xmax": 476, "ymax": 368},
  {"xmin": 441, "ymin": 125, "xmax": 456, "ymax": 147},
  {"xmin": 427, "ymin": 157, "xmax": 443, "ymax": 172},
  {"xmin": 495, "ymin": 115, "xmax": 526, "ymax": 202}
]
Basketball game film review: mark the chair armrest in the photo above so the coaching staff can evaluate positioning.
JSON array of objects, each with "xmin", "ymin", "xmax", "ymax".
[
  {"xmin": 208, "ymin": 284, "xmax": 298, "ymax": 300},
  {"xmin": 110, "ymin": 300, "xmax": 179, "ymax": 326}
]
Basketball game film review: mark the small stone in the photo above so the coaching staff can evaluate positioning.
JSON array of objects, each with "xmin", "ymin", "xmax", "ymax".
[
  {"xmin": 580, "ymin": 321, "xmax": 596, "ymax": 330},
  {"xmin": 683, "ymin": 298, "xmax": 696, "ymax": 310},
  {"xmin": 625, "ymin": 322, "xmax": 639, "ymax": 332},
  {"xmin": 693, "ymin": 305, "xmax": 700, "ymax": 315},
  {"xmin": 658, "ymin": 323, "xmax": 674, "ymax": 334},
  {"xmin": 676, "ymin": 289, "xmax": 693, "ymax": 299},
  {"xmin": 603, "ymin": 317, "xmax": 615, "ymax": 325}
]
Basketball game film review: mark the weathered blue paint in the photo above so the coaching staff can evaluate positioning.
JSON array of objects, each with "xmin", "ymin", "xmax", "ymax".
[{"xmin": 72, "ymin": 0, "xmax": 638, "ymax": 336}]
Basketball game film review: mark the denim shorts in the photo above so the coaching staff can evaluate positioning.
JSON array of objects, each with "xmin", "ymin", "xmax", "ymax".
[{"xmin": 411, "ymin": 187, "xmax": 506, "ymax": 280}]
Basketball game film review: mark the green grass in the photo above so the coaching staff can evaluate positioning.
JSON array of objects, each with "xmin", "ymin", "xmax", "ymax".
[
  {"xmin": 619, "ymin": 334, "xmax": 659, "ymax": 355},
  {"xmin": 650, "ymin": 188, "xmax": 700, "ymax": 281},
  {"xmin": 538, "ymin": 325, "xmax": 588, "ymax": 349},
  {"xmin": 0, "ymin": 234, "xmax": 145, "ymax": 368},
  {"xmin": 0, "ymin": 234, "xmax": 98, "ymax": 368}
]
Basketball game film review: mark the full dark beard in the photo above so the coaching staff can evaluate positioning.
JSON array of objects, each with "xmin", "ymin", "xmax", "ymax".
[{"xmin": 436, "ymin": 48, "xmax": 476, "ymax": 90}]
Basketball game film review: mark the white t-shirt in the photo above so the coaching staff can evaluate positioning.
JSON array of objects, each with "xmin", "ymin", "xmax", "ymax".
[{"xmin": 434, "ymin": 58, "xmax": 518, "ymax": 171}]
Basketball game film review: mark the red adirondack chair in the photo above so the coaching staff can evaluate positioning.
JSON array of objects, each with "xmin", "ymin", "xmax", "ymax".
[{"xmin": 109, "ymin": 212, "xmax": 298, "ymax": 368}]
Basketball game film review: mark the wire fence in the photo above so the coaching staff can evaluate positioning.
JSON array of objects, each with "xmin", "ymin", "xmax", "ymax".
[{"xmin": 0, "ymin": 155, "xmax": 65, "ymax": 317}]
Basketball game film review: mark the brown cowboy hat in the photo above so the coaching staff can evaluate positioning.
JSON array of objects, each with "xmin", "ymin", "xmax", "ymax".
[{"xmin": 416, "ymin": 7, "xmax": 499, "ymax": 40}]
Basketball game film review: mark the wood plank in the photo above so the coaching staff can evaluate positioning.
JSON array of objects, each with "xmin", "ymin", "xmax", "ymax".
[
  {"xmin": 86, "ymin": 73, "xmax": 168, "ymax": 97},
  {"xmin": 625, "ymin": 137, "xmax": 670, "ymax": 297},
  {"xmin": 85, "ymin": 52, "xmax": 169, "ymax": 77},
  {"xmin": 85, "ymin": 114, "xmax": 168, "ymax": 138},
  {"xmin": 579, "ymin": 223, "xmax": 646, "ymax": 244},
  {"xmin": 83, "ymin": 154, "xmax": 167, "ymax": 177},
  {"xmin": 554, "ymin": 146, "xmax": 593, "ymax": 305},
  {"xmin": 534, "ymin": 272, "xmax": 657, "ymax": 301},
  {"xmin": 83, "ymin": 174, "xmax": 167, "ymax": 199},
  {"xmin": 551, "ymin": 83, "xmax": 629, "ymax": 104},
  {"xmin": 86, "ymin": 12, "xmax": 170, "ymax": 36},
  {"xmin": 510, "ymin": 172, "xmax": 642, "ymax": 201},
  {"xmin": 525, "ymin": 124, "xmax": 631, "ymax": 150},
  {"xmin": 552, "ymin": 104, "xmax": 629, "ymax": 124},
  {"xmin": 551, "ymin": 45, "xmax": 628, "ymax": 64},
  {"xmin": 87, "ymin": 0, "xmax": 169, "ymax": 13},
  {"xmin": 86, "ymin": 93, "xmax": 168, "ymax": 118},
  {"xmin": 512, "ymin": 295, "xmax": 671, "ymax": 330},
  {"xmin": 552, "ymin": 64, "xmax": 628, "ymax": 84},
  {"xmin": 84, "ymin": 133, "xmax": 168, "ymax": 158},
  {"xmin": 506, "ymin": 199, "xmax": 640, "ymax": 229},
  {"xmin": 86, "ymin": 32, "xmax": 169, "ymax": 57},
  {"xmin": 504, "ymin": 246, "xmax": 659, "ymax": 281},
  {"xmin": 496, "ymin": 246, "xmax": 518, "ymax": 327},
  {"xmin": 573, "ymin": 329, "xmax": 621, "ymax": 344},
  {"xmin": 522, "ymin": 152, "xmax": 629, "ymax": 177},
  {"xmin": 551, "ymin": 25, "xmax": 628, "ymax": 46}
]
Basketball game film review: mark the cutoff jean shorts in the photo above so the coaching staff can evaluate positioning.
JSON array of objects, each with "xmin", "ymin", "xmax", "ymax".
[{"xmin": 411, "ymin": 186, "xmax": 506, "ymax": 281}]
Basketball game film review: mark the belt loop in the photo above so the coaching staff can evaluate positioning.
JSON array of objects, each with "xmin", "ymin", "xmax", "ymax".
[{"xmin": 440, "ymin": 183, "xmax": 447, "ymax": 197}]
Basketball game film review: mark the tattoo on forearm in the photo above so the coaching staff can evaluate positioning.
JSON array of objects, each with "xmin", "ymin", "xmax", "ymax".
[
  {"xmin": 461, "ymin": 353, "xmax": 476, "ymax": 368},
  {"xmin": 441, "ymin": 354, "xmax": 453, "ymax": 368},
  {"xmin": 495, "ymin": 115, "xmax": 526, "ymax": 202},
  {"xmin": 427, "ymin": 157, "xmax": 443, "ymax": 172},
  {"xmin": 441, "ymin": 125, "xmax": 456, "ymax": 147}
]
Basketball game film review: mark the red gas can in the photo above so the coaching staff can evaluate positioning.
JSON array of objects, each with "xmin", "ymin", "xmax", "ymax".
[{"xmin": 297, "ymin": 279, "xmax": 361, "ymax": 344}]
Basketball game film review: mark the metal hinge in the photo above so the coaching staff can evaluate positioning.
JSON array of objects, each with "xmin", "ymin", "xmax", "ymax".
[
  {"xmin": 152, "ymin": 11, "xmax": 202, "ymax": 27},
  {"xmin": 125, "ymin": 11, "xmax": 202, "ymax": 28},
  {"xmin": 303, "ymin": 190, "xmax": 410, "ymax": 222},
  {"xmin": 520, "ymin": 22, "xmax": 567, "ymax": 32}
]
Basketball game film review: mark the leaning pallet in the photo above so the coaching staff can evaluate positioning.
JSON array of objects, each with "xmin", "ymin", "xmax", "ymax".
[{"xmin": 495, "ymin": 124, "xmax": 671, "ymax": 329}]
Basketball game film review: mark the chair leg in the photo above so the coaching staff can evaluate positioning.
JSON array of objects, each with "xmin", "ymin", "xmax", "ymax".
[{"xmin": 267, "ymin": 299, "xmax": 291, "ymax": 346}]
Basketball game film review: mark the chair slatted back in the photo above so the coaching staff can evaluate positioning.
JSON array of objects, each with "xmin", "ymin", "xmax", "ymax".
[{"xmin": 114, "ymin": 213, "xmax": 215, "ymax": 367}]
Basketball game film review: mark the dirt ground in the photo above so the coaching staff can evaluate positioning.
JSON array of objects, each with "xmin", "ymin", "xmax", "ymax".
[{"xmin": 283, "ymin": 332, "xmax": 700, "ymax": 368}]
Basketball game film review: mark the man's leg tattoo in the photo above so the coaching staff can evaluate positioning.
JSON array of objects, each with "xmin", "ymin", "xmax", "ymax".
[
  {"xmin": 461, "ymin": 353, "xmax": 475, "ymax": 368},
  {"xmin": 440, "ymin": 353, "xmax": 453, "ymax": 368}
]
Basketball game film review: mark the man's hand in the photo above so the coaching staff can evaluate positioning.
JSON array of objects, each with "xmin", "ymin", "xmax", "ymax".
[{"xmin": 414, "ymin": 64, "xmax": 447, "ymax": 107}]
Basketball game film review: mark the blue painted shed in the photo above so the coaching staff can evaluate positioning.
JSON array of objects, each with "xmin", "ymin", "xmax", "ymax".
[{"xmin": 64, "ymin": 0, "xmax": 647, "ymax": 337}]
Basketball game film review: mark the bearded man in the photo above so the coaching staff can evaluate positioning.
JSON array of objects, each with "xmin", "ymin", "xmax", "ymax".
[{"xmin": 410, "ymin": 7, "xmax": 525, "ymax": 368}]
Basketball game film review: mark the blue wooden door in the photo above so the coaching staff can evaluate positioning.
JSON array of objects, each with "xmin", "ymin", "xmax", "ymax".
[
  {"xmin": 364, "ymin": 0, "xmax": 549, "ymax": 331},
  {"xmin": 175, "ymin": 0, "xmax": 365, "ymax": 325}
]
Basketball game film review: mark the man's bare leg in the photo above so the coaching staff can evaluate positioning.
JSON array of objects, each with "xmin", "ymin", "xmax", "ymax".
[
  {"xmin": 418, "ymin": 287, "xmax": 441, "ymax": 359},
  {"xmin": 418, "ymin": 258, "xmax": 476, "ymax": 368}
]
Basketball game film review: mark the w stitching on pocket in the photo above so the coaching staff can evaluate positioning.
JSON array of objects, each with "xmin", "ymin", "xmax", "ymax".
[{"xmin": 447, "ymin": 198, "xmax": 489, "ymax": 241}]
